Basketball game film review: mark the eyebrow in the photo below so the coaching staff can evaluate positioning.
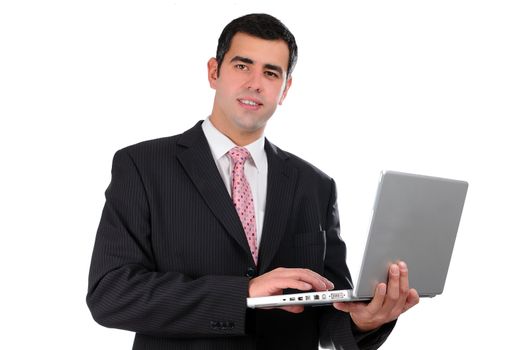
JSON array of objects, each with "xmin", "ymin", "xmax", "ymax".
[{"xmin": 230, "ymin": 55, "xmax": 284, "ymax": 77}]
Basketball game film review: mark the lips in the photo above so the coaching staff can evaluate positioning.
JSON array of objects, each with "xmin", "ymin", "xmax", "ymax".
[{"xmin": 237, "ymin": 97, "xmax": 263, "ymax": 110}]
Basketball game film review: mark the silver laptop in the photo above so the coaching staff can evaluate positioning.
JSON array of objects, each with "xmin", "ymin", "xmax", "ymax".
[{"xmin": 247, "ymin": 170, "xmax": 468, "ymax": 308}]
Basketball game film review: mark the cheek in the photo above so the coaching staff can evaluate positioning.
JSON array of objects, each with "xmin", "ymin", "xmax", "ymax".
[
  {"xmin": 218, "ymin": 77, "xmax": 244, "ymax": 96},
  {"xmin": 215, "ymin": 81, "xmax": 236, "ymax": 101}
]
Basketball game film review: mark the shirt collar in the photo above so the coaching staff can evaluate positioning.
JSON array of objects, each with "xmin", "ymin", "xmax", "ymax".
[{"xmin": 202, "ymin": 117, "xmax": 266, "ymax": 170}]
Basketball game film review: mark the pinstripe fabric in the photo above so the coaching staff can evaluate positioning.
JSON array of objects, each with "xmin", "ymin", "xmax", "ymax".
[{"xmin": 87, "ymin": 121, "xmax": 395, "ymax": 349}]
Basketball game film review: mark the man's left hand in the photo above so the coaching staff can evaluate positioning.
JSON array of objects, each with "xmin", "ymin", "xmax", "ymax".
[{"xmin": 333, "ymin": 261, "xmax": 420, "ymax": 332}]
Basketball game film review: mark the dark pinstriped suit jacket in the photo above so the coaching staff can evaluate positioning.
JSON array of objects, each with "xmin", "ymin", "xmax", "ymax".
[{"xmin": 87, "ymin": 121, "xmax": 395, "ymax": 349}]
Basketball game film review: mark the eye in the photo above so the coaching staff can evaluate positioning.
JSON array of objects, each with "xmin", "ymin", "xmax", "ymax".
[
  {"xmin": 234, "ymin": 64, "xmax": 248, "ymax": 70},
  {"xmin": 264, "ymin": 71, "xmax": 280, "ymax": 79}
]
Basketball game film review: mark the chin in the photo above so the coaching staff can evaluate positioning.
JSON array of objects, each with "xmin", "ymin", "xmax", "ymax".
[{"xmin": 234, "ymin": 118, "xmax": 268, "ymax": 133}]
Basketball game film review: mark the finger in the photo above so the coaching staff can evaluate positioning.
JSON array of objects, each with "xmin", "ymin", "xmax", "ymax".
[
  {"xmin": 333, "ymin": 301, "xmax": 354, "ymax": 313},
  {"xmin": 333, "ymin": 301, "xmax": 365, "ymax": 314},
  {"xmin": 366, "ymin": 283, "xmax": 387, "ymax": 314},
  {"xmin": 249, "ymin": 268, "xmax": 328, "ymax": 297},
  {"xmin": 392, "ymin": 261, "xmax": 410, "ymax": 313},
  {"xmin": 280, "ymin": 305, "xmax": 305, "ymax": 313},
  {"xmin": 381, "ymin": 264, "xmax": 400, "ymax": 311},
  {"xmin": 398, "ymin": 261, "xmax": 410, "ymax": 296},
  {"xmin": 272, "ymin": 278, "xmax": 312, "ymax": 292},
  {"xmin": 278, "ymin": 268, "xmax": 334, "ymax": 291},
  {"xmin": 403, "ymin": 288, "xmax": 420, "ymax": 312},
  {"xmin": 332, "ymin": 302, "xmax": 349, "ymax": 312},
  {"xmin": 293, "ymin": 269, "xmax": 334, "ymax": 290}
]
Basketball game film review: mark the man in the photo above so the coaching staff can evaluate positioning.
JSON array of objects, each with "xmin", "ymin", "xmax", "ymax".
[{"xmin": 87, "ymin": 13, "xmax": 419, "ymax": 349}]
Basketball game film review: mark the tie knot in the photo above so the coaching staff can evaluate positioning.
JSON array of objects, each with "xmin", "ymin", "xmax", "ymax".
[{"xmin": 228, "ymin": 147, "xmax": 251, "ymax": 165}]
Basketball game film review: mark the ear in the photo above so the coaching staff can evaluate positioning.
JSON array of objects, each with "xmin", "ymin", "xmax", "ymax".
[
  {"xmin": 207, "ymin": 57, "xmax": 219, "ymax": 89},
  {"xmin": 278, "ymin": 76, "xmax": 293, "ymax": 105}
]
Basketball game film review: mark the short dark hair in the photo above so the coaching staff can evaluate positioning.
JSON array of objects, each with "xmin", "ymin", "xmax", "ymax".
[{"xmin": 215, "ymin": 13, "xmax": 298, "ymax": 78}]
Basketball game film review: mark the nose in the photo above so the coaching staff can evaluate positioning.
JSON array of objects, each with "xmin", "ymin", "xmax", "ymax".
[{"xmin": 245, "ymin": 71, "xmax": 263, "ymax": 93}]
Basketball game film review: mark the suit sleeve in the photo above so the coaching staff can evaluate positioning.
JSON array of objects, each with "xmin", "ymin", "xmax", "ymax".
[
  {"xmin": 318, "ymin": 179, "xmax": 396, "ymax": 350},
  {"xmin": 86, "ymin": 149, "xmax": 249, "ymax": 338}
]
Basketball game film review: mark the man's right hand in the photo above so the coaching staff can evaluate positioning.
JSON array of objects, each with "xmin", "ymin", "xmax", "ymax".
[{"xmin": 248, "ymin": 267, "xmax": 334, "ymax": 313}]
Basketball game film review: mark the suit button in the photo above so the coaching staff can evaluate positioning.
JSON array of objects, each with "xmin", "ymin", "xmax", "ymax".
[{"xmin": 245, "ymin": 267, "xmax": 256, "ymax": 278}]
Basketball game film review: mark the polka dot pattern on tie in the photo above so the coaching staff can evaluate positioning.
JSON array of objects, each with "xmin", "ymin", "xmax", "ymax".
[{"xmin": 228, "ymin": 147, "xmax": 258, "ymax": 265}]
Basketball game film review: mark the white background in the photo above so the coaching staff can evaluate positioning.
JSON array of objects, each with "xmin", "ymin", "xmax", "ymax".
[{"xmin": 1, "ymin": 1, "xmax": 526, "ymax": 349}]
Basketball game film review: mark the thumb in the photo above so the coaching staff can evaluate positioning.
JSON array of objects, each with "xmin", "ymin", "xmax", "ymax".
[
  {"xmin": 333, "ymin": 301, "xmax": 364, "ymax": 314},
  {"xmin": 333, "ymin": 302, "xmax": 352, "ymax": 313}
]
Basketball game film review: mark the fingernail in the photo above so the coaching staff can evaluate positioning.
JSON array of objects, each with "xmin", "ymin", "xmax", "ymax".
[
  {"xmin": 390, "ymin": 264, "xmax": 399, "ymax": 275},
  {"xmin": 399, "ymin": 261, "xmax": 407, "ymax": 271},
  {"xmin": 379, "ymin": 284, "xmax": 387, "ymax": 295}
]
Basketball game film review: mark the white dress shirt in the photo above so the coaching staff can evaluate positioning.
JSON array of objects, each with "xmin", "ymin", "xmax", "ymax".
[{"xmin": 201, "ymin": 117, "xmax": 268, "ymax": 249}]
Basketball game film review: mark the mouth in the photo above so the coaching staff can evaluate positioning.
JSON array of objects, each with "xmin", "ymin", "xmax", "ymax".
[{"xmin": 237, "ymin": 98, "xmax": 263, "ymax": 110}]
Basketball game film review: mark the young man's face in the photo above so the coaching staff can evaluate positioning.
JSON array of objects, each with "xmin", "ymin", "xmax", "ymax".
[{"xmin": 208, "ymin": 32, "xmax": 292, "ymax": 145}]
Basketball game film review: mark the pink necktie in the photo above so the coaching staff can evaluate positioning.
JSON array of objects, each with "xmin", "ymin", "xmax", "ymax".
[{"xmin": 228, "ymin": 147, "xmax": 258, "ymax": 265}]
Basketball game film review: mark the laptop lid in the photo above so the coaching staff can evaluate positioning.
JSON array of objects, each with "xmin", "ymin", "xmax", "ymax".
[{"xmin": 353, "ymin": 170, "xmax": 468, "ymax": 299}]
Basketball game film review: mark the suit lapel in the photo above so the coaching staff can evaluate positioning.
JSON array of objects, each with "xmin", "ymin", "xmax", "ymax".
[
  {"xmin": 257, "ymin": 140, "xmax": 298, "ymax": 273},
  {"xmin": 176, "ymin": 122, "xmax": 254, "ymax": 261}
]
